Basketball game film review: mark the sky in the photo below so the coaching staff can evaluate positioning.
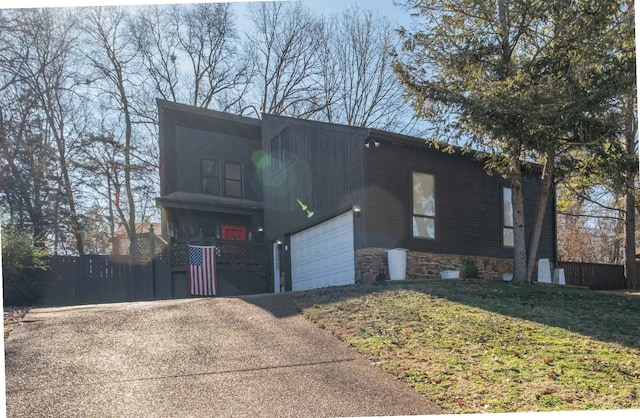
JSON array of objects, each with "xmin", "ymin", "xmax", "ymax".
[
  {"xmin": 301, "ymin": 0, "xmax": 412, "ymax": 26},
  {"xmin": 6, "ymin": 0, "xmax": 415, "ymax": 28}
]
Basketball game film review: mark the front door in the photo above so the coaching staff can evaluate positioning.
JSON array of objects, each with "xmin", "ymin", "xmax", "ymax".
[
  {"xmin": 222, "ymin": 225, "xmax": 247, "ymax": 241},
  {"xmin": 221, "ymin": 225, "xmax": 247, "ymax": 264}
]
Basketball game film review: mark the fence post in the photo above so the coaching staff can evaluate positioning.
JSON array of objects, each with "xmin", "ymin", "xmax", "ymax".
[
  {"xmin": 150, "ymin": 225, "xmax": 156, "ymax": 255},
  {"xmin": 130, "ymin": 254, "xmax": 135, "ymax": 302}
]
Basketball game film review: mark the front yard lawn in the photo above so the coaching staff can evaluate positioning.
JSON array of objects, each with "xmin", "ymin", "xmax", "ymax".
[{"xmin": 294, "ymin": 280, "xmax": 640, "ymax": 413}]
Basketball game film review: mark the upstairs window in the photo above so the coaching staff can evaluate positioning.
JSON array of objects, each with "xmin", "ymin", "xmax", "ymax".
[
  {"xmin": 412, "ymin": 172, "xmax": 436, "ymax": 239},
  {"xmin": 503, "ymin": 187, "xmax": 514, "ymax": 247},
  {"xmin": 271, "ymin": 127, "xmax": 290, "ymax": 173},
  {"xmin": 225, "ymin": 162, "xmax": 242, "ymax": 198},
  {"xmin": 201, "ymin": 158, "xmax": 219, "ymax": 195}
]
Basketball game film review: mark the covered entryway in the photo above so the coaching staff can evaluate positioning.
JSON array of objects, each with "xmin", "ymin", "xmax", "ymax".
[{"xmin": 291, "ymin": 211, "xmax": 355, "ymax": 291}]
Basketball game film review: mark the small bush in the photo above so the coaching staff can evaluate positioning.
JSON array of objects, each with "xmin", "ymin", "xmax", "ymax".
[
  {"xmin": 460, "ymin": 258, "xmax": 479, "ymax": 279},
  {"xmin": 2, "ymin": 221, "xmax": 48, "ymax": 306}
]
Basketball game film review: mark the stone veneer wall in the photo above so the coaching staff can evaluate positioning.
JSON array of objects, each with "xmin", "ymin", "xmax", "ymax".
[{"xmin": 355, "ymin": 247, "xmax": 518, "ymax": 283}]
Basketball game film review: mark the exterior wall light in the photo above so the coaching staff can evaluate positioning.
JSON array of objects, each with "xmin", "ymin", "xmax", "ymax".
[
  {"xmin": 365, "ymin": 139, "xmax": 381, "ymax": 148},
  {"xmin": 352, "ymin": 205, "xmax": 362, "ymax": 214},
  {"xmin": 275, "ymin": 239, "xmax": 283, "ymax": 246},
  {"xmin": 258, "ymin": 226, "xmax": 264, "ymax": 233}
]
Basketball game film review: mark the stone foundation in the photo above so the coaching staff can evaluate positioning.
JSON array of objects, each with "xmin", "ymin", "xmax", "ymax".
[{"xmin": 355, "ymin": 247, "xmax": 518, "ymax": 283}]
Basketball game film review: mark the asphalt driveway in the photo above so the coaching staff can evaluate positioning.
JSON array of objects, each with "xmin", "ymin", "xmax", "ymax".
[{"xmin": 5, "ymin": 293, "xmax": 444, "ymax": 417}]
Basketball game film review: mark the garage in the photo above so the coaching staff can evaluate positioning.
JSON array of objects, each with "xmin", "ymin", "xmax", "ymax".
[{"xmin": 291, "ymin": 211, "xmax": 355, "ymax": 291}]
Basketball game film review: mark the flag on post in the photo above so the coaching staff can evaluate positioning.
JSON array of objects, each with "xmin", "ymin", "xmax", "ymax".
[{"xmin": 188, "ymin": 245, "xmax": 217, "ymax": 296}]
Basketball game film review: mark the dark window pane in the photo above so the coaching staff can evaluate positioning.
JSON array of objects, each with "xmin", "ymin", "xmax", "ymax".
[
  {"xmin": 503, "ymin": 187, "xmax": 513, "ymax": 227},
  {"xmin": 202, "ymin": 177, "xmax": 219, "ymax": 194},
  {"xmin": 281, "ymin": 128, "xmax": 290, "ymax": 163},
  {"xmin": 271, "ymin": 135, "xmax": 281, "ymax": 172},
  {"xmin": 413, "ymin": 216, "xmax": 435, "ymax": 239},
  {"xmin": 225, "ymin": 179, "xmax": 242, "ymax": 197},
  {"xmin": 225, "ymin": 162, "xmax": 242, "ymax": 181},
  {"xmin": 413, "ymin": 172, "xmax": 435, "ymax": 217},
  {"xmin": 503, "ymin": 227, "xmax": 514, "ymax": 247},
  {"xmin": 412, "ymin": 172, "xmax": 436, "ymax": 239},
  {"xmin": 201, "ymin": 159, "xmax": 218, "ymax": 177}
]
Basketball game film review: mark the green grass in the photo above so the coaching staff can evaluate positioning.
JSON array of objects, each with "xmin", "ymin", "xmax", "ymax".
[{"xmin": 293, "ymin": 281, "xmax": 640, "ymax": 413}]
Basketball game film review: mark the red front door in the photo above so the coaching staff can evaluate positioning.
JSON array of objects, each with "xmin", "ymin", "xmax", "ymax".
[
  {"xmin": 222, "ymin": 225, "xmax": 247, "ymax": 241},
  {"xmin": 221, "ymin": 225, "xmax": 247, "ymax": 263}
]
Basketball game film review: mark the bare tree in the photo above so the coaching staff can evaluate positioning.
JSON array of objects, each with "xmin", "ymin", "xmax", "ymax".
[
  {"xmin": 0, "ymin": 8, "xmax": 86, "ymax": 254},
  {"xmin": 556, "ymin": 190, "xmax": 626, "ymax": 264},
  {"xmin": 83, "ymin": 6, "xmax": 152, "ymax": 255},
  {"xmin": 130, "ymin": 5, "xmax": 183, "ymax": 109},
  {"xmin": 129, "ymin": 5, "xmax": 180, "ymax": 105},
  {"xmin": 131, "ymin": 3, "xmax": 251, "ymax": 114},
  {"xmin": 74, "ymin": 132, "xmax": 125, "ymax": 253},
  {"xmin": 319, "ymin": 8, "xmax": 414, "ymax": 131},
  {"xmin": 0, "ymin": 85, "xmax": 57, "ymax": 249},
  {"xmin": 245, "ymin": 1, "xmax": 324, "ymax": 117}
]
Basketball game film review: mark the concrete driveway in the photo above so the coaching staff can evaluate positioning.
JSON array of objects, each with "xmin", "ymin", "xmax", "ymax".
[{"xmin": 5, "ymin": 293, "xmax": 444, "ymax": 417}]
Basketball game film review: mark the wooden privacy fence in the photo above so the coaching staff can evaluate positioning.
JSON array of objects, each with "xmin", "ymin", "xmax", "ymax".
[
  {"xmin": 37, "ymin": 240, "xmax": 269, "ymax": 306},
  {"xmin": 556, "ymin": 261, "xmax": 626, "ymax": 290},
  {"xmin": 38, "ymin": 256, "xmax": 160, "ymax": 307}
]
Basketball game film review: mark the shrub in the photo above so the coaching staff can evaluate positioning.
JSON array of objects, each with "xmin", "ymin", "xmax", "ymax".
[
  {"xmin": 460, "ymin": 258, "xmax": 479, "ymax": 279},
  {"xmin": 2, "ymin": 220, "xmax": 48, "ymax": 306}
]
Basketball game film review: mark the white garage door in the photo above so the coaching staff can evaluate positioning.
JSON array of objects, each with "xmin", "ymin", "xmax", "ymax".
[{"xmin": 291, "ymin": 211, "xmax": 355, "ymax": 291}]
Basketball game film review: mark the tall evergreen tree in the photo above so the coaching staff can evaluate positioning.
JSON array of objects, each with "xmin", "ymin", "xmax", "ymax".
[{"xmin": 395, "ymin": 0, "xmax": 635, "ymax": 283}]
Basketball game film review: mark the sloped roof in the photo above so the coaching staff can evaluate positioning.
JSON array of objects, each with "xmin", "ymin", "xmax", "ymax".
[{"xmin": 157, "ymin": 99, "xmax": 261, "ymax": 140}]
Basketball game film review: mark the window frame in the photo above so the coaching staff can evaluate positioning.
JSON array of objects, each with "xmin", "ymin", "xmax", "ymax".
[
  {"xmin": 412, "ymin": 172, "xmax": 436, "ymax": 240},
  {"xmin": 271, "ymin": 127, "xmax": 291, "ymax": 173},
  {"xmin": 502, "ymin": 186, "xmax": 514, "ymax": 248},
  {"xmin": 224, "ymin": 161, "xmax": 243, "ymax": 198},
  {"xmin": 200, "ymin": 158, "xmax": 220, "ymax": 195}
]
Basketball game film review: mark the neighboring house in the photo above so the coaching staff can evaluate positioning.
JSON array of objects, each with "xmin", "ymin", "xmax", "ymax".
[{"xmin": 156, "ymin": 99, "xmax": 557, "ymax": 295}]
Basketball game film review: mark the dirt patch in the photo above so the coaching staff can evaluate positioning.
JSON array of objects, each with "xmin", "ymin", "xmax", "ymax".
[
  {"xmin": 598, "ymin": 290, "xmax": 640, "ymax": 297},
  {"xmin": 4, "ymin": 307, "xmax": 30, "ymax": 340}
]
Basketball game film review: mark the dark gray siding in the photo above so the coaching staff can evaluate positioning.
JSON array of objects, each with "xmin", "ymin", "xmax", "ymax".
[
  {"xmin": 157, "ymin": 99, "xmax": 262, "ymax": 199},
  {"xmin": 156, "ymin": 100, "xmax": 265, "ymax": 244},
  {"xmin": 175, "ymin": 125, "xmax": 263, "ymax": 201},
  {"xmin": 158, "ymin": 105, "xmax": 178, "ymax": 196},
  {"xmin": 363, "ymin": 140, "xmax": 556, "ymax": 260},
  {"xmin": 261, "ymin": 115, "xmax": 368, "ymax": 243}
]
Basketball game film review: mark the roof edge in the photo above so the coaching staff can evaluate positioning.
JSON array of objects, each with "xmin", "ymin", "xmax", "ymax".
[{"xmin": 156, "ymin": 98, "xmax": 262, "ymax": 128}]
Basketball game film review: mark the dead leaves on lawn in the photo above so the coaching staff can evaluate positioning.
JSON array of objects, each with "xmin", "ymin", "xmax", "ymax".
[{"xmin": 295, "ymin": 281, "xmax": 640, "ymax": 413}]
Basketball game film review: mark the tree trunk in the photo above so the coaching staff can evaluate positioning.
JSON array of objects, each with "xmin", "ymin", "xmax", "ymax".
[
  {"xmin": 526, "ymin": 150, "xmax": 555, "ymax": 282},
  {"xmin": 62, "ymin": 154, "xmax": 85, "ymax": 254},
  {"xmin": 623, "ymin": 92, "xmax": 638, "ymax": 289},
  {"xmin": 624, "ymin": 190, "xmax": 636, "ymax": 289},
  {"xmin": 121, "ymin": 94, "xmax": 136, "ymax": 256},
  {"xmin": 511, "ymin": 173, "xmax": 528, "ymax": 284}
]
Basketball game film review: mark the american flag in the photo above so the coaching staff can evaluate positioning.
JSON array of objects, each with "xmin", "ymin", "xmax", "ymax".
[{"xmin": 188, "ymin": 245, "xmax": 217, "ymax": 296}]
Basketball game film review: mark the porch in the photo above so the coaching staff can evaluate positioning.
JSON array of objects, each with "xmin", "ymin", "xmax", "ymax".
[{"xmin": 162, "ymin": 237, "xmax": 270, "ymax": 297}]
